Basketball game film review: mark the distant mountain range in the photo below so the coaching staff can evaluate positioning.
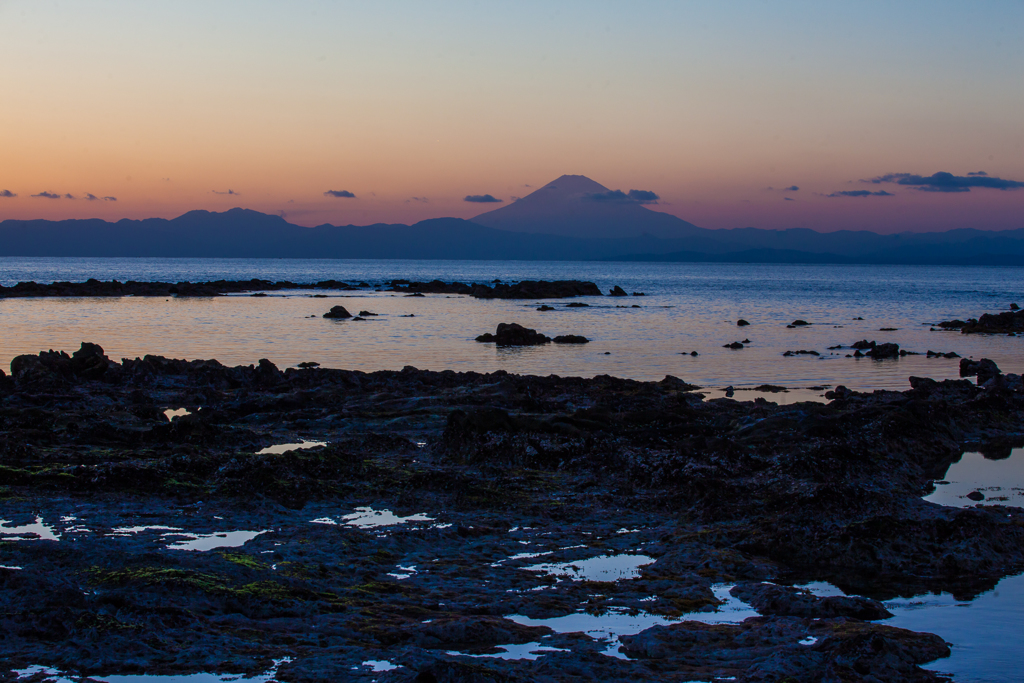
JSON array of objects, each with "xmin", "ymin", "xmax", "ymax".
[{"xmin": 1, "ymin": 175, "xmax": 1022, "ymax": 265}]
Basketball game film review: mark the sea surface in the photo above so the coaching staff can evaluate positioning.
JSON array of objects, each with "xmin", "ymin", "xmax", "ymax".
[{"xmin": 0, "ymin": 258, "xmax": 1021, "ymax": 399}]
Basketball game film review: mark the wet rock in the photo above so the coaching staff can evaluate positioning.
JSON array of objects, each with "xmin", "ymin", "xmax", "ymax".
[
  {"xmin": 926, "ymin": 350, "xmax": 959, "ymax": 358},
  {"xmin": 1012, "ymin": 303, "xmax": 1020, "ymax": 310},
  {"xmin": 966, "ymin": 491, "xmax": 985, "ymax": 502},
  {"xmin": 866, "ymin": 342, "xmax": 900, "ymax": 359},
  {"xmin": 323, "ymin": 305, "xmax": 352, "ymax": 319},
  {"xmin": 609, "ymin": 285, "xmax": 628, "ymax": 297},
  {"xmin": 824, "ymin": 385, "xmax": 851, "ymax": 400},
  {"xmin": 723, "ymin": 342, "xmax": 744, "ymax": 349},
  {"xmin": 729, "ymin": 583, "xmax": 892, "ymax": 620},
  {"xmin": 475, "ymin": 323, "xmax": 551, "ymax": 346},
  {"xmin": 960, "ymin": 358, "xmax": 1001, "ymax": 384},
  {"xmin": 619, "ymin": 619, "xmax": 948, "ymax": 681},
  {"xmin": 783, "ymin": 350, "xmax": 819, "ymax": 357},
  {"xmin": 690, "ymin": 351, "xmax": 698, "ymax": 356},
  {"xmin": 788, "ymin": 319, "xmax": 810, "ymax": 327},
  {"xmin": 937, "ymin": 307, "xmax": 1024, "ymax": 333},
  {"xmin": 851, "ymin": 340, "xmax": 875, "ymax": 350},
  {"xmin": 359, "ymin": 310, "xmax": 379, "ymax": 316},
  {"xmin": 566, "ymin": 302, "xmax": 589, "ymax": 307},
  {"xmin": 737, "ymin": 319, "xmax": 750, "ymax": 326},
  {"xmin": 536, "ymin": 305, "xmax": 555, "ymax": 311},
  {"xmin": 552, "ymin": 335, "xmax": 589, "ymax": 344}
]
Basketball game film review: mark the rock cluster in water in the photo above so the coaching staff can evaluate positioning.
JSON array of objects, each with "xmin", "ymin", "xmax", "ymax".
[
  {"xmin": 2, "ymin": 343, "xmax": 1023, "ymax": 681},
  {"xmin": 938, "ymin": 305, "xmax": 1024, "ymax": 334}
]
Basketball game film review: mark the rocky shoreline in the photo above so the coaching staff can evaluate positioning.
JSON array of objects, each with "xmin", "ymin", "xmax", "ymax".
[
  {"xmin": 0, "ymin": 278, "xmax": 614, "ymax": 301},
  {"xmin": 2, "ymin": 343, "xmax": 1024, "ymax": 681}
]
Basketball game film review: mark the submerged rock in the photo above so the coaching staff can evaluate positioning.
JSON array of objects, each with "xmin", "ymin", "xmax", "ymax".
[
  {"xmin": 475, "ymin": 323, "xmax": 551, "ymax": 346},
  {"xmin": 552, "ymin": 335, "xmax": 589, "ymax": 344},
  {"xmin": 322, "ymin": 305, "xmax": 352, "ymax": 319}
]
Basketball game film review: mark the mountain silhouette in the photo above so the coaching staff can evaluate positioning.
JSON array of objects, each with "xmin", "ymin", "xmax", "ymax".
[
  {"xmin": 471, "ymin": 174, "xmax": 703, "ymax": 239},
  {"xmin": 1, "ymin": 204, "xmax": 1023, "ymax": 265}
]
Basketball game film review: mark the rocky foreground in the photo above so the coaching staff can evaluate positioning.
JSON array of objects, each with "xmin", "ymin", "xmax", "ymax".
[{"xmin": 2, "ymin": 344, "xmax": 1024, "ymax": 682}]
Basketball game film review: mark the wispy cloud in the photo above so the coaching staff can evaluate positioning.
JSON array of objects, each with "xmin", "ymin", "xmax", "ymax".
[
  {"xmin": 212, "ymin": 189, "xmax": 240, "ymax": 195},
  {"xmin": 63, "ymin": 193, "xmax": 76, "ymax": 199},
  {"xmin": 585, "ymin": 189, "xmax": 660, "ymax": 204},
  {"xmin": 103, "ymin": 196, "xmax": 117, "ymax": 202},
  {"xmin": 863, "ymin": 171, "xmax": 1024, "ymax": 193},
  {"xmin": 324, "ymin": 190, "xmax": 356, "ymax": 198},
  {"xmin": 767, "ymin": 185, "xmax": 800, "ymax": 192},
  {"xmin": 0, "ymin": 190, "xmax": 16, "ymax": 198},
  {"xmin": 825, "ymin": 190, "xmax": 894, "ymax": 198},
  {"xmin": 464, "ymin": 194, "xmax": 502, "ymax": 203},
  {"xmin": 31, "ymin": 191, "xmax": 61, "ymax": 199},
  {"xmin": 783, "ymin": 197, "xmax": 796, "ymax": 201},
  {"xmin": 84, "ymin": 193, "xmax": 100, "ymax": 201},
  {"xmin": 405, "ymin": 196, "xmax": 429, "ymax": 204}
]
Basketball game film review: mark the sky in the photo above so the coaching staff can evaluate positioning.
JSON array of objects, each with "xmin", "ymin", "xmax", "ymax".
[{"xmin": 1, "ymin": 0, "xmax": 1022, "ymax": 233}]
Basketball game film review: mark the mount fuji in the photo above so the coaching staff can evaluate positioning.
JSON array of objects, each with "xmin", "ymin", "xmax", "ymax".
[{"xmin": 470, "ymin": 175, "xmax": 703, "ymax": 239}]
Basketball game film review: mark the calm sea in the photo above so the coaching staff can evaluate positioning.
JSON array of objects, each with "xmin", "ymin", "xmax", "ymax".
[{"xmin": 1, "ymin": 257, "xmax": 1021, "ymax": 397}]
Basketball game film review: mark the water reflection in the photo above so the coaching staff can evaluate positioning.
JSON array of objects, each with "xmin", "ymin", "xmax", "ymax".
[{"xmin": 926, "ymin": 448, "xmax": 1024, "ymax": 508}]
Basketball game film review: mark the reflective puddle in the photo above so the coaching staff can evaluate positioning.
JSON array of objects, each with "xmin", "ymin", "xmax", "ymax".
[
  {"xmin": 885, "ymin": 573, "xmax": 1024, "ymax": 683},
  {"xmin": 926, "ymin": 448, "xmax": 1024, "ymax": 507},
  {"xmin": 14, "ymin": 659, "xmax": 290, "ymax": 683},
  {"xmin": 447, "ymin": 642, "xmax": 568, "ymax": 660},
  {"xmin": 522, "ymin": 553, "xmax": 655, "ymax": 581},
  {"xmin": 256, "ymin": 440, "xmax": 326, "ymax": 455},
  {"xmin": 163, "ymin": 408, "xmax": 192, "ymax": 420},
  {"xmin": 0, "ymin": 516, "xmax": 61, "ymax": 541},
  {"xmin": 312, "ymin": 507, "xmax": 434, "ymax": 529},
  {"xmin": 164, "ymin": 530, "xmax": 268, "ymax": 551},
  {"xmin": 509, "ymin": 584, "xmax": 758, "ymax": 659}
]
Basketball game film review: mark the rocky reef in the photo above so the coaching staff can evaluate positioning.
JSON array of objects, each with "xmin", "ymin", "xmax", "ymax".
[{"xmin": 2, "ymin": 343, "xmax": 1024, "ymax": 681}]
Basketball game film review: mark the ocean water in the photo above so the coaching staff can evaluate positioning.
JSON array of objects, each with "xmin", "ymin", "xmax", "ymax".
[{"xmin": 1, "ymin": 257, "xmax": 1021, "ymax": 394}]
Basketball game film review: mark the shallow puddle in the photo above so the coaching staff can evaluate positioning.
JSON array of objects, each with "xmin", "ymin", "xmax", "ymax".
[
  {"xmin": 164, "ymin": 530, "xmax": 267, "ymax": 551},
  {"xmin": 0, "ymin": 516, "xmax": 61, "ymax": 541},
  {"xmin": 522, "ymin": 553, "xmax": 654, "ymax": 581},
  {"xmin": 336, "ymin": 507, "xmax": 434, "ymax": 528},
  {"xmin": 360, "ymin": 660, "xmax": 399, "ymax": 672},
  {"xmin": 885, "ymin": 573, "xmax": 1024, "ymax": 683},
  {"xmin": 447, "ymin": 641, "xmax": 568, "ymax": 661},
  {"xmin": 256, "ymin": 440, "xmax": 326, "ymax": 455},
  {"xmin": 14, "ymin": 659, "xmax": 290, "ymax": 683},
  {"xmin": 926, "ymin": 448, "xmax": 1024, "ymax": 508},
  {"xmin": 508, "ymin": 584, "xmax": 758, "ymax": 659},
  {"xmin": 163, "ymin": 408, "xmax": 192, "ymax": 420},
  {"xmin": 110, "ymin": 525, "xmax": 183, "ymax": 536}
]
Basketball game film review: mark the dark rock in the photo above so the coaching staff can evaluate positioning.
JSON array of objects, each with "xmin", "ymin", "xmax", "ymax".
[
  {"xmin": 880, "ymin": 327, "xmax": 898, "ymax": 331},
  {"xmin": 737, "ymin": 319, "xmax": 750, "ymax": 326},
  {"xmin": 552, "ymin": 335, "xmax": 589, "ymax": 344},
  {"xmin": 566, "ymin": 302, "xmax": 589, "ymax": 307},
  {"xmin": 475, "ymin": 323, "xmax": 551, "ymax": 346},
  {"xmin": 752, "ymin": 384, "xmax": 788, "ymax": 393},
  {"xmin": 358, "ymin": 310, "xmax": 379, "ymax": 316},
  {"xmin": 536, "ymin": 305, "xmax": 555, "ymax": 311},
  {"xmin": 723, "ymin": 342, "xmax": 744, "ymax": 349},
  {"xmin": 851, "ymin": 340, "xmax": 875, "ymax": 350},
  {"xmin": 867, "ymin": 343, "xmax": 900, "ymax": 359},
  {"xmin": 631, "ymin": 292, "xmax": 645, "ymax": 296},
  {"xmin": 690, "ymin": 351, "xmax": 698, "ymax": 356},
  {"xmin": 322, "ymin": 306, "xmax": 352, "ymax": 319},
  {"xmin": 1012, "ymin": 303, "xmax": 1020, "ymax": 310},
  {"xmin": 783, "ymin": 350, "xmax": 820, "ymax": 357},
  {"xmin": 938, "ymin": 307, "xmax": 1024, "ymax": 333},
  {"xmin": 926, "ymin": 350, "xmax": 960, "ymax": 358},
  {"xmin": 824, "ymin": 385, "xmax": 851, "ymax": 399},
  {"xmin": 966, "ymin": 491, "xmax": 986, "ymax": 502},
  {"xmin": 741, "ymin": 338, "xmax": 751, "ymax": 344},
  {"xmin": 730, "ymin": 583, "xmax": 892, "ymax": 620},
  {"xmin": 960, "ymin": 358, "xmax": 1001, "ymax": 384},
  {"xmin": 609, "ymin": 286, "xmax": 628, "ymax": 297},
  {"xmin": 789, "ymin": 319, "xmax": 809, "ymax": 326}
]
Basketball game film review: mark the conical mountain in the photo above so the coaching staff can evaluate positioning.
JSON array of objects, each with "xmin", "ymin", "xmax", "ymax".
[{"xmin": 470, "ymin": 174, "xmax": 703, "ymax": 239}]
